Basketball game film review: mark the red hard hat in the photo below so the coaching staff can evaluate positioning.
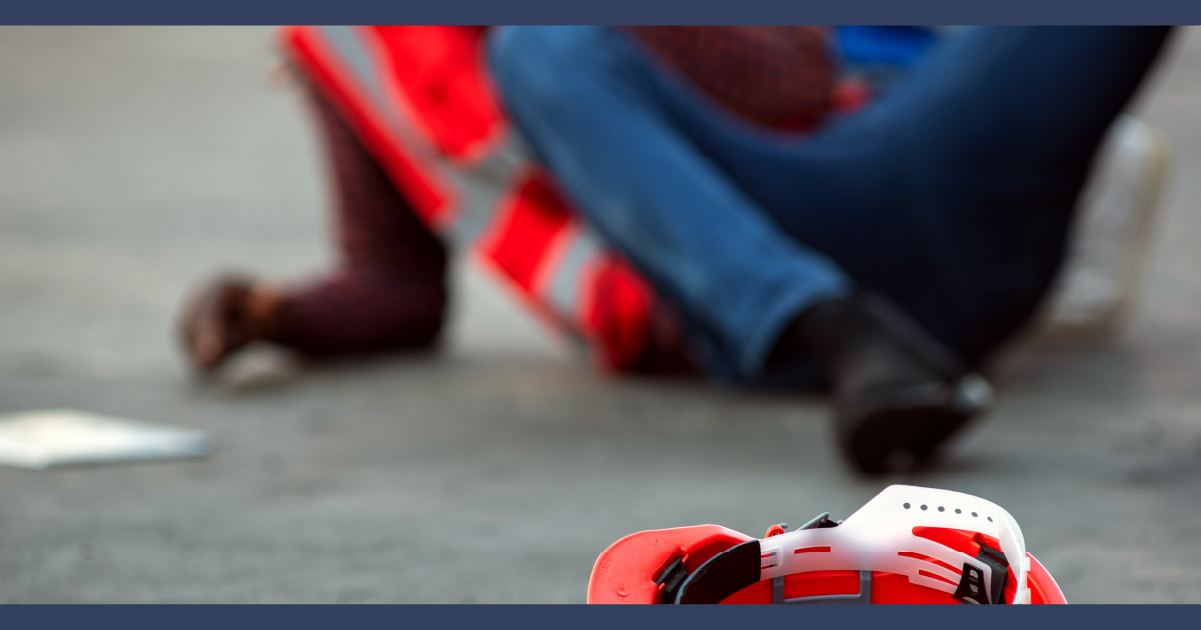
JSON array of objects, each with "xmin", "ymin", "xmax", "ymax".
[{"xmin": 588, "ymin": 485, "xmax": 1066, "ymax": 605}]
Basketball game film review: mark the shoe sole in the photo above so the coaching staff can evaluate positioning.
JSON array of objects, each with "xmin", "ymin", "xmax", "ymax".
[{"xmin": 837, "ymin": 379, "xmax": 982, "ymax": 475}]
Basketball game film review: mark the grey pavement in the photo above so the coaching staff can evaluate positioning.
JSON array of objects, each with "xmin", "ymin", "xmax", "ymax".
[{"xmin": 1, "ymin": 26, "xmax": 1200, "ymax": 603}]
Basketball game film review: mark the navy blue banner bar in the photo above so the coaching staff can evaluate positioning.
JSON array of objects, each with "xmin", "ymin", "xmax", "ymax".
[
  {"xmin": 1, "ymin": 0, "xmax": 1199, "ymax": 25},
  {"xmin": 3, "ymin": 604, "xmax": 1199, "ymax": 630}
]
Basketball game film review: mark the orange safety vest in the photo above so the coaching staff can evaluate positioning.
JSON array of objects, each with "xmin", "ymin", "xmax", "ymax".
[{"xmin": 282, "ymin": 25, "xmax": 657, "ymax": 372}]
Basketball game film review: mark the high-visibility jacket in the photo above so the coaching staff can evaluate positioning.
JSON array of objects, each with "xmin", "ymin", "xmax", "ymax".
[{"xmin": 282, "ymin": 25, "xmax": 657, "ymax": 372}]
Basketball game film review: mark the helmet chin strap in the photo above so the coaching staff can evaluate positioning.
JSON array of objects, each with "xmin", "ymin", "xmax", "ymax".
[{"xmin": 672, "ymin": 540, "xmax": 762, "ymax": 604}]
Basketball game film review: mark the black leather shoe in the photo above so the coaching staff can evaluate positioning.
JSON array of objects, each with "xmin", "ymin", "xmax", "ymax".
[{"xmin": 798, "ymin": 293, "xmax": 993, "ymax": 474}]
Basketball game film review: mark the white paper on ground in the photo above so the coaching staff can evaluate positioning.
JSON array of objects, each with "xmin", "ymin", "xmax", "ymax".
[{"xmin": 0, "ymin": 409, "xmax": 214, "ymax": 470}]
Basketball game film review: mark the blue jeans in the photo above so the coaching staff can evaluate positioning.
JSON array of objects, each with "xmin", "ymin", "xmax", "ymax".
[{"xmin": 488, "ymin": 26, "xmax": 1170, "ymax": 385}]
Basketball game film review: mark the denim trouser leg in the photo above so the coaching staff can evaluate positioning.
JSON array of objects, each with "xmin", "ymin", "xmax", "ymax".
[
  {"xmin": 490, "ymin": 26, "xmax": 1170, "ymax": 373},
  {"xmin": 641, "ymin": 26, "xmax": 1172, "ymax": 363},
  {"xmin": 489, "ymin": 26, "xmax": 853, "ymax": 383}
]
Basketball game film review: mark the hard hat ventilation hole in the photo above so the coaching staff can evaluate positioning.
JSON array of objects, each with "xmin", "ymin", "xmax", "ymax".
[
  {"xmin": 938, "ymin": 506, "xmax": 945, "ymax": 512},
  {"xmin": 903, "ymin": 503, "xmax": 911, "ymax": 509},
  {"xmin": 955, "ymin": 509, "xmax": 962, "ymax": 514},
  {"xmin": 972, "ymin": 512, "xmax": 978, "ymax": 517},
  {"xmin": 987, "ymin": 517, "xmax": 993, "ymax": 522},
  {"xmin": 920, "ymin": 504, "xmax": 928, "ymax": 510}
]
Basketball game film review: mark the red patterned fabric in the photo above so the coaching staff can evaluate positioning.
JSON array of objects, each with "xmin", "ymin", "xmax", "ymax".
[
  {"xmin": 622, "ymin": 26, "xmax": 835, "ymax": 130},
  {"xmin": 265, "ymin": 91, "xmax": 448, "ymax": 356}
]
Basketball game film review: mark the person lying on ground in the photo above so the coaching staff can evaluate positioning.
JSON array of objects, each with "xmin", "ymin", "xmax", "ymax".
[{"xmin": 180, "ymin": 26, "xmax": 1173, "ymax": 473}]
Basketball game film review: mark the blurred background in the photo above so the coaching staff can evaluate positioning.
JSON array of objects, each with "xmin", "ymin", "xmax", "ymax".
[{"xmin": 0, "ymin": 26, "xmax": 1199, "ymax": 603}]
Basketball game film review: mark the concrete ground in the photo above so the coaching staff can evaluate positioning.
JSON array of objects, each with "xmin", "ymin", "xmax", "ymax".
[{"xmin": 1, "ymin": 26, "xmax": 1199, "ymax": 604}]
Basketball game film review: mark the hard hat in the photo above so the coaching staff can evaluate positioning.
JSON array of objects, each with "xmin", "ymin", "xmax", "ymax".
[{"xmin": 588, "ymin": 485, "xmax": 1066, "ymax": 604}]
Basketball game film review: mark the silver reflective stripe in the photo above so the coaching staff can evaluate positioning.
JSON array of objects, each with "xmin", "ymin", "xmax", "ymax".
[
  {"xmin": 316, "ymin": 25, "xmax": 524, "ymax": 249},
  {"xmin": 445, "ymin": 134, "xmax": 532, "ymax": 248},
  {"xmin": 318, "ymin": 25, "xmax": 433, "ymax": 162},
  {"xmin": 319, "ymin": 26, "xmax": 388, "ymax": 119},
  {"xmin": 544, "ymin": 229, "xmax": 603, "ymax": 319}
]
